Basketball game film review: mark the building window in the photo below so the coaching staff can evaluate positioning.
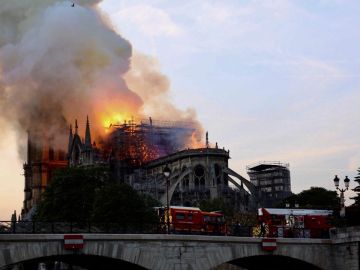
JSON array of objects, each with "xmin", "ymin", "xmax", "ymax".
[
  {"xmin": 274, "ymin": 178, "xmax": 283, "ymax": 184},
  {"xmin": 194, "ymin": 165, "xmax": 205, "ymax": 189}
]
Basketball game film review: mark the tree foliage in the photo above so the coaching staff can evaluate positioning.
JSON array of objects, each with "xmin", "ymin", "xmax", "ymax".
[
  {"xmin": 199, "ymin": 198, "xmax": 234, "ymax": 218},
  {"xmin": 34, "ymin": 166, "xmax": 159, "ymax": 225},
  {"xmin": 34, "ymin": 166, "xmax": 108, "ymax": 222},
  {"xmin": 352, "ymin": 168, "xmax": 360, "ymax": 207},
  {"xmin": 278, "ymin": 187, "xmax": 339, "ymax": 209},
  {"xmin": 92, "ymin": 182, "xmax": 158, "ymax": 225}
]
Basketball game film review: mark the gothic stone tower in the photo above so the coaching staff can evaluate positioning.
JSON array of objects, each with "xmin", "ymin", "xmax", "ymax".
[
  {"xmin": 22, "ymin": 129, "xmax": 68, "ymax": 218},
  {"xmin": 68, "ymin": 116, "xmax": 96, "ymax": 167}
]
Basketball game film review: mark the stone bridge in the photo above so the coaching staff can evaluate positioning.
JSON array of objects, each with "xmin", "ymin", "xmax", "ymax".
[{"xmin": 0, "ymin": 227, "xmax": 358, "ymax": 270}]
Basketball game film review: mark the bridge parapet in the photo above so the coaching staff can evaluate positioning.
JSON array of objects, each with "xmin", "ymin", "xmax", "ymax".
[
  {"xmin": 0, "ymin": 232, "xmax": 358, "ymax": 270},
  {"xmin": 330, "ymin": 226, "xmax": 360, "ymax": 243}
]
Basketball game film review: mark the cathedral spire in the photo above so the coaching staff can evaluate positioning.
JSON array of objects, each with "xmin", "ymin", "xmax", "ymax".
[
  {"xmin": 67, "ymin": 124, "xmax": 73, "ymax": 155},
  {"xmin": 85, "ymin": 115, "xmax": 92, "ymax": 149},
  {"xmin": 75, "ymin": 119, "xmax": 78, "ymax": 135}
]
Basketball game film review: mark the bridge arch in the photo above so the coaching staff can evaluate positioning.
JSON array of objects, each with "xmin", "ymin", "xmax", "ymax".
[
  {"xmin": 224, "ymin": 255, "xmax": 323, "ymax": 270},
  {"xmin": 4, "ymin": 254, "xmax": 147, "ymax": 270},
  {"xmin": 0, "ymin": 238, "xmax": 155, "ymax": 270}
]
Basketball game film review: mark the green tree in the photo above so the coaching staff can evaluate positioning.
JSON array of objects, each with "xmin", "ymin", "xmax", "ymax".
[
  {"xmin": 199, "ymin": 198, "xmax": 234, "ymax": 218},
  {"xmin": 351, "ymin": 168, "xmax": 360, "ymax": 207},
  {"xmin": 34, "ymin": 166, "xmax": 159, "ymax": 227},
  {"xmin": 278, "ymin": 187, "xmax": 339, "ymax": 209},
  {"xmin": 92, "ymin": 182, "xmax": 158, "ymax": 226},
  {"xmin": 34, "ymin": 166, "xmax": 109, "ymax": 222}
]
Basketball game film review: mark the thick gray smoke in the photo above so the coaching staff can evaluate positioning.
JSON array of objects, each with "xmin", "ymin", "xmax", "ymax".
[
  {"xmin": 0, "ymin": 0, "xmax": 140, "ymax": 152},
  {"xmin": 0, "ymin": 0, "xmax": 202, "ymax": 157}
]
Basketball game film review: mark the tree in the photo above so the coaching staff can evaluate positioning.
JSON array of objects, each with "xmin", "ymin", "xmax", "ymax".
[
  {"xmin": 277, "ymin": 187, "xmax": 339, "ymax": 210},
  {"xmin": 34, "ymin": 166, "xmax": 109, "ymax": 222},
  {"xmin": 351, "ymin": 168, "xmax": 360, "ymax": 207},
  {"xmin": 34, "ymin": 166, "xmax": 159, "ymax": 227},
  {"xmin": 199, "ymin": 198, "xmax": 234, "ymax": 218},
  {"xmin": 92, "ymin": 182, "xmax": 158, "ymax": 226}
]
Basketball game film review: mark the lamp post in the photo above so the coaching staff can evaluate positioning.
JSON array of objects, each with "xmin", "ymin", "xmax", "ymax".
[
  {"xmin": 333, "ymin": 175, "xmax": 350, "ymax": 218},
  {"xmin": 163, "ymin": 165, "xmax": 171, "ymax": 234}
]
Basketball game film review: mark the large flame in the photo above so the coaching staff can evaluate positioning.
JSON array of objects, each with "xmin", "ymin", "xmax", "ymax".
[{"xmin": 100, "ymin": 112, "xmax": 135, "ymax": 129}]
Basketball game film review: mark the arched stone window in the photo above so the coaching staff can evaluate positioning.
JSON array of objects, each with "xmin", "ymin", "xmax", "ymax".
[{"xmin": 194, "ymin": 165, "xmax": 205, "ymax": 189}]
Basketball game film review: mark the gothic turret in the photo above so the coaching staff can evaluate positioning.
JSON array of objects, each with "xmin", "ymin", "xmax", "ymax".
[
  {"xmin": 85, "ymin": 115, "xmax": 92, "ymax": 149},
  {"xmin": 67, "ymin": 124, "xmax": 73, "ymax": 157},
  {"xmin": 75, "ymin": 119, "xmax": 78, "ymax": 135},
  {"xmin": 82, "ymin": 116, "xmax": 93, "ymax": 165}
]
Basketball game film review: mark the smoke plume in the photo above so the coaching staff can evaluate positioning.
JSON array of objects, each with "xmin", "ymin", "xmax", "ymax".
[{"xmin": 0, "ymin": 0, "xmax": 202, "ymax": 157}]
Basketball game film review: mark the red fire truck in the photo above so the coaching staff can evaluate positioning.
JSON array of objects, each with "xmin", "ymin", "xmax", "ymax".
[
  {"xmin": 156, "ymin": 206, "xmax": 227, "ymax": 235},
  {"xmin": 257, "ymin": 208, "xmax": 333, "ymax": 238}
]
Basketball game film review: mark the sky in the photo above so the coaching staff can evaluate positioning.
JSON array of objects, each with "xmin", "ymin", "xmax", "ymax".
[{"xmin": 1, "ymin": 0, "xmax": 360, "ymax": 219}]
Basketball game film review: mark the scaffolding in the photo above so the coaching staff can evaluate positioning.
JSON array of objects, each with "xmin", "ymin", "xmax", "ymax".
[{"xmin": 107, "ymin": 118, "xmax": 196, "ymax": 167}]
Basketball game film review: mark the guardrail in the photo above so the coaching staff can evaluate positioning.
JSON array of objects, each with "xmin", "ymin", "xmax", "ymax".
[{"xmin": 0, "ymin": 221, "xmax": 330, "ymax": 238}]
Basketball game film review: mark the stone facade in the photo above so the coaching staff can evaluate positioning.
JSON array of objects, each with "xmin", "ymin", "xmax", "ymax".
[
  {"xmin": 127, "ymin": 148, "xmax": 253, "ymax": 212},
  {"xmin": 22, "ymin": 130, "xmax": 67, "ymax": 218}
]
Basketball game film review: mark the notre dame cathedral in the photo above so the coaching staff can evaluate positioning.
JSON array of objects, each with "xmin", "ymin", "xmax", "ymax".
[{"xmin": 22, "ymin": 117, "xmax": 257, "ymax": 219}]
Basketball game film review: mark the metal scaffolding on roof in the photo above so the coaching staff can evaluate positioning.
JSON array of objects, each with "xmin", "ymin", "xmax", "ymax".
[{"xmin": 106, "ymin": 118, "xmax": 196, "ymax": 167}]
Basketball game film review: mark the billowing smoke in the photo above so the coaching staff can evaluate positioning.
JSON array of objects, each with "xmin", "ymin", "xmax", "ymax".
[
  {"xmin": 124, "ymin": 53, "xmax": 203, "ymax": 144},
  {"xmin": 0, "ymin": 0, "xmax": 202, "ymax": 157}
]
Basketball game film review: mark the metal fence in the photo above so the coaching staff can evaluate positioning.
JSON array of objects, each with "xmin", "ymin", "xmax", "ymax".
[
  {"xmin": 0, "ymin": 221, "xmax": 161, "ymax": 234},
  {"xmin": 0, "ymin": 221, "xmax": 330, "ymax": 238}
]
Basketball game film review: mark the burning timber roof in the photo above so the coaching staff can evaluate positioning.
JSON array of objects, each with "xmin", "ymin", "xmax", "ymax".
[{"xmin": 144, "ymin": 147, "xmax": 230, "ymax": 169}]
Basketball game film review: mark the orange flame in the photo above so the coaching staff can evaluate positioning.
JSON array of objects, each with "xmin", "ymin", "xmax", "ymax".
[
  {"xmin": 90, "ymin": 87, "xmax": 142, "ymax": 137},
  {"xmin": 189, "ymin": 132, "xmax": 203, "ymax": 149},
  {"xmin": 101, "ymin": 113, "xmax": 130, "ymax": 128}
]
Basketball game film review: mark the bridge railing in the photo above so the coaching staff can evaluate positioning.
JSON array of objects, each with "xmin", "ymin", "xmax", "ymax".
[
  {"xmin": 232, "ymin": 225, "xmax": 330, "ymax": 239},
  {"xmin": 0, "ymin": 221, "xmax": 162, "ymax": 234},
  {"xmin": 0, "ymin": 221, "xmax": 330, "ymax": 239}
]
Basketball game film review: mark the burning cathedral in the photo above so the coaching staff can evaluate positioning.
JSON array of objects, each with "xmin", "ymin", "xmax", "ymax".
[
  {"xmin": 22, "ymin": 116, "xmax": 258, "ymax": 219},
  {"xmin": 0, "ymin": 1, "xmax": 259, "ymax": 220}
]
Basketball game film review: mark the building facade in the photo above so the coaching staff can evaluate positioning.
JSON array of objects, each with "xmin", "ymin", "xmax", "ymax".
[
  {"xmin": 125, "ymin": 148, "xmax": 255, "ymax": 212},
  {"xmin": 22, "ymin": 130, "xmax": 67, "ymax": 218},
  {"xmin": 247, "ymin": 162, "xmax": 292, "ymax": 207}
]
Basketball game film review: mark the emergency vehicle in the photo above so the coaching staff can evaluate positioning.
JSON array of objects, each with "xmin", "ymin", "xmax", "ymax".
[
  {"xmin": 257, "ymin": 208, "xmax": 333, "ymax": 238},
  {"xmin": 156, "ymin": 206, "xmax": 226, "ymax": 235}
]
